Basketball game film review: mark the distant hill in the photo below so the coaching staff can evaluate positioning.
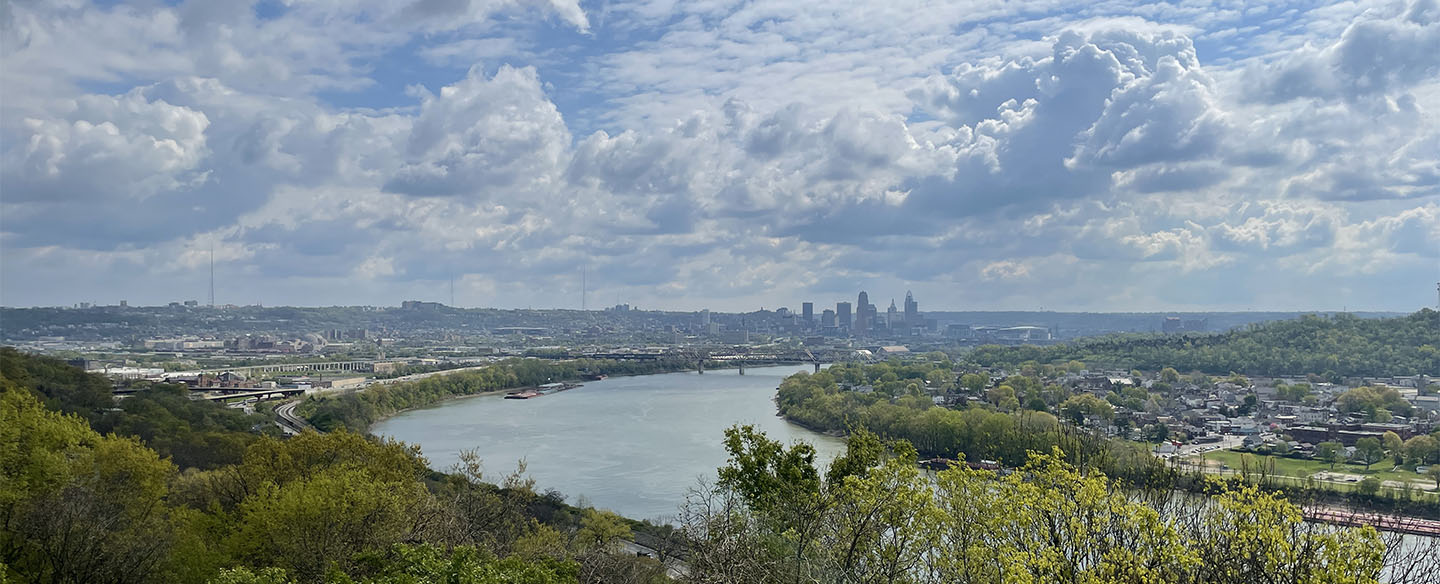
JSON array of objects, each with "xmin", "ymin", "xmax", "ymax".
[
  {"xmin": 965, "ymin": 310, "xmax": 1439, "ymax": 378},
  {"xmin": 925, "ymin": 310, "xmax": 1404, "ymax": 338}
]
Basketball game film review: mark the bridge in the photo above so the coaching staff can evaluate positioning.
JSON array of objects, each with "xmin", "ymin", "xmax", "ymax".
[
  {"xmin": 574, "ymin": 347, "xmax": 861, "ymax": 374},
  {"xmin": 197, "ymin": 388, "xmax": 308, "ymax": 402},
  {"xmin": 196, "ymin": 360, "xmax": 379, "ymax": 375}
]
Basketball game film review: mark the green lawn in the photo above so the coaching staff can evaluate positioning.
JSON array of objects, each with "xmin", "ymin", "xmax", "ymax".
[{"xmin": 1186, "ymin": 450, "xmax": 1435, "ymax": 488}]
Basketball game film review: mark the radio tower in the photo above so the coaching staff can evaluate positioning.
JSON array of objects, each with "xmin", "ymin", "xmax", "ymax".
[
  {"xmin": 581, "ymin": 265, "xmax": 587, "ymax": 311},
  {"xmin": 208, "ymin": 244, "xmax": 215, "ymax": 308}
]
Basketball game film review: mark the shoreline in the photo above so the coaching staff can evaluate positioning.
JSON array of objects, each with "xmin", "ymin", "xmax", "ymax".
[{"xmin": 359, "ymin": 363, "xmax": 732, "ymax": 433}]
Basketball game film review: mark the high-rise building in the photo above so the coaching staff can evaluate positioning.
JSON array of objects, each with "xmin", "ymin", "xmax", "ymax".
[
  {"xmin": 701, "ymin": 309, "xmax": 711, "ymax": 326},
  {"xmin": 822, "ymin": 309, "xmax": 836, "ymax": 328},
  {"xmin": 836, "ymin": 302, "xmax": 852, "ymax": 329},
  {"xmin": 802, "ymin": 302, "xmax": 814, "ymax": 324},
  {"xmin": 855, "ymin": 292, "xmax": 870, "ymax": 335},
  {"xmin": 903, "ymin": 291, "xmax": 918, "ymax": 327},
  {"xmin": 887, "ymin": 299, "xmax": 898, "ymax": 330}
]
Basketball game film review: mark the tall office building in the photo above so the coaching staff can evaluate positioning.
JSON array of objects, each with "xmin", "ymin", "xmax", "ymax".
[
  {"xmin": 836, "ymin": 302, "xmax": 852, "ymax": 330},
  {"xmin": 855, "ymin": 291, "xmax": 870, "ymax": 335},
  {"xmin": 887, "ymin": 299, "xmax": 898, "ymax": 330},
  {"xmin": 821, "ymin": 309, "xmax": 836, "ymax": 328},
  {"xmin": 802, "ymin": 302, "xmax": 814, "ymax": 324},
  {"xmin": 904, "ymin": 291, "xmax": 918, "ymax": 327}
]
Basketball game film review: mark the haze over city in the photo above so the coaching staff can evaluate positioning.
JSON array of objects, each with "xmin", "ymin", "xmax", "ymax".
[{"xmin": 3, "ymin": 0, "xmax": 1438, "ymax": 312}]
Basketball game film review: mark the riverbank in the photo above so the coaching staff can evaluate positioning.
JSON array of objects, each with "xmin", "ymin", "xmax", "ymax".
[{"xmin": 296, "ymin": 357, "xmax": 709, "ymax": 433}]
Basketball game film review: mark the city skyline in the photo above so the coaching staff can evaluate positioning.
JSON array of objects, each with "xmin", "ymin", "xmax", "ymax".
[{"xmin": 3, "ymin": 1, "xmax": 1438, "ymax": 312}]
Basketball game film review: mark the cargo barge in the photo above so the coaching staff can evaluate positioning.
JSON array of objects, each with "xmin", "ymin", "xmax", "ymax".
[{"xmin": 504, "ymin": 382, "xmax": 581, "ymax": 399}]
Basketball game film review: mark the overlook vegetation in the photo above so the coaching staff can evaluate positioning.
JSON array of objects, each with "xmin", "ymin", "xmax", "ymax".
[
  {"xmin": 0, "ymin": 349, "xmax": 670, "ymax": 583},
  {"xmin": 966, "ymin": 310, "xmax": 1440, "ymax": 377},
  {"xmin": 3, "ymin": 349, "xmax": 1437, "ymax": 583},
  {"xmin": 678, "ymin": 425, "xmax": 1413, "ymax": 584}
]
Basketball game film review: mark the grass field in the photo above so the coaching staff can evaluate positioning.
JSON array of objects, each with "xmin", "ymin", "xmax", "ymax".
[{"xmin": 1183, "ymin": 450, "xmax": 1436, "ymax": 491}]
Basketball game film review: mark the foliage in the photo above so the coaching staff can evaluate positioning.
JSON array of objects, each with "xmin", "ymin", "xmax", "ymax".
[
  {"xmin": 0, "ymin": 350, "xmax": 661, "ymax": 584},
  {"xmin": 1, "ymin": 347, "xmax": 278, "ymax": 470},
  {"xmin": 774, "ymin": 365, "xmax": 1172, "ymax": 486},
  {"xmin": 685, "ymin": 426, "xmax": 1389, "ymax": 584},
  {"xmin": 966, "ymin": 310, "xmax": 1440, "ymax": 377}
]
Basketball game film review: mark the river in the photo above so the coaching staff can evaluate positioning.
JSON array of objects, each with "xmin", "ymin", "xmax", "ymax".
[{"xmin": 370, "ymin": 365, "xmax": 846, "ymax": 521}]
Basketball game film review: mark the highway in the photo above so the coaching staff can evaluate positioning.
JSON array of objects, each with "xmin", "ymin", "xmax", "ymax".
[{"xmin": 274, "ymin": 399, "xmax": 312, "ymax": 434}]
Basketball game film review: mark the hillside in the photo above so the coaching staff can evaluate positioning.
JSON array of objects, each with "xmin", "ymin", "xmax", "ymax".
[{"xmin": 966, "ymin": 310, "xmax": 1440, "ymax": 377}]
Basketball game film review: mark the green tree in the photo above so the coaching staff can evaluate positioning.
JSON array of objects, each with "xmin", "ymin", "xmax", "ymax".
[
  {"xmin": 1160, "ymin": 367, "xmax": 1180, "ymax": 383},
  {"xmin": 228, "ymin": 469, "xmax": 433, "ymax": 581},
  {"xmin": 959, "ymin": 373, "xmax": 987, "ymax": 393},
  {"xmin": 0, "ymin": 377, "xmax": 179, "ymax": 584},
  {"xmin": 1353, "ymin": 438, "xmax": 1384, "ymax": 470},
  {"xmin": 1403, "ymin": 435, "xmax": 1439, "ymax": 465},
  {"xmin": 1059, "ymin": 394, "xmax": 1114, "ymax": 425},
  {"xmin": 1314, "ymin": 442, "xmax": 1346, "ymax": 470},
  {"xmin": 1356, "ymin": 477, "xmax": 1382, "ymax": 496},
  {"xmin": 1381, "ymin": 431, "xmax": 1404, "ymax": 463},
  {"xmin": 573, "ymin": 510, "xmax": 631, "ymax": 553}
]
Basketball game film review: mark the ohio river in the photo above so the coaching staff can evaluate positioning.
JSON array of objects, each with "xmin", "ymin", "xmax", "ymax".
[{"xmin": 371, "ymin": 365, "xmax": 846, "ymax": 521}]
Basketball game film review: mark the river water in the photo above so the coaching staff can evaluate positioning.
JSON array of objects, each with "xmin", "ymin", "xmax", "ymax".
[{"xmin": 371, "ymin": 365, "xmax": 846, "ymax": 521}]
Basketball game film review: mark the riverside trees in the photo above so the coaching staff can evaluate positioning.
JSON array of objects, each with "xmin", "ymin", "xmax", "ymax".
[{"xmin": 681, "ymin": 424, "xmax": 1391, "ymax": 584}]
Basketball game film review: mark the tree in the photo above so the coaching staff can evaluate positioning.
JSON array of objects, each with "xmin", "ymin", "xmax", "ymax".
[
  {"xmin": 1403, "ymin": 435, "xmax": 1439, "ymax": 466},
  {"xmin": 573, "ymin": 509, "xmax": 631, "ymax": 553},
  {"xmin": 1428, "ymin": 465, "xmax": 1440, "ymax": 489},
  {"xmin": 1059, "ymin": 394, "xmax": 1114, "ymax": 425},
  {"xmin": 1314, "ymin": 442, "xmax": 1346, "ymax": 470},
  {"xmin": 1356, "ymin": 477, "xmax": 1382, "ymax": 496},
  {"xmin": 1353, "ymin": 438, "xmax": 1385, "ymax": 470},
  {"xmin": 1382, "ymin": 431, "xmax": 1404, "ymax": 463},
  {"xmin": 959, "ymin": 373, "xmax": 987, "ymax": 393},
  {"xmin": 1160, "ymin": 367, "xmax": 1180, "ymax": 383},
  {"xmin": 0, "ymin": 381, "xmax": 179, "ymax": 584}
]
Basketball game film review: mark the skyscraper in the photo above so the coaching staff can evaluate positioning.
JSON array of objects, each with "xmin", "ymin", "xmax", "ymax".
[
  {"xmin": 904, "ymin": 291, "xmax": 918, "ymax": 328},
  {"xmin": 887, "ymin": 299, "xmax": 898, "ymax": 330},
  {"xmin": 802, "ymin": 302, "xmax": 814, "ymax": 324},
  {"xmin": 822, "ymin": 309, "xmax": 836, "ymax": 328},
  {"xmin": 836, "ymin": 302, "xmax": 852, "ymax": 330},
  {"xmin": 855, "ymin": 292, "xmax": 870, "ymax": 335}
]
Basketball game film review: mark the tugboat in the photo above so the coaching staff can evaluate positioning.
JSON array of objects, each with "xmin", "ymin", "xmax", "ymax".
[{"xmin": 583, "ymin": 373, "xmax": 608, "ymax": 381}]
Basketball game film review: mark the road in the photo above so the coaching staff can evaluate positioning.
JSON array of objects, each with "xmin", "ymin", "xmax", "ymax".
[
  {"xmin": 273, "ymin": 399, "xmax": 312, "ymax": 434},
  {"xmin": 619, "ymin": 540, "xmax": 689, "ymax": 579},
  {"xmin": 272, "ymin": 364, "xmax": 496, "ymax": 433}
]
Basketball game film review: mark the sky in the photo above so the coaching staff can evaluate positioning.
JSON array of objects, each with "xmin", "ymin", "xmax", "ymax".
[{"xmin": 1, "ymin": 0, "xmax": 1438, "ymax": 313}]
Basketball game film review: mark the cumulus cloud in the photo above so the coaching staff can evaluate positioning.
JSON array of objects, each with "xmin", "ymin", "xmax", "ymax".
[
  {"xmin": 2, "ymin": 0, "xmax": 1438, "ymax": 311},
  {"xmin": 1246, "ymin": 0, "xmax": 1440, "ymax": 104},
  {"xmin": 3, "ymin": 90, "xmax": 210, "ymax": 202},
  {"xmin": 385, "ymin": 66, "xmax": 571, "ymax": 199}
]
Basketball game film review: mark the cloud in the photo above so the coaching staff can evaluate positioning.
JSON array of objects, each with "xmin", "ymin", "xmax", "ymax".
[
  {"xmin": 3, "ymin": 0, "xmax": 1439, "ymax": 312},
  {"xmin": 3, "ymin": 89, "xmax": 210, "ymax": 203},
  {"xmin": 384, "ymin": 65, "xmax": 571, "ymax": 199},
  {"xmin": 1246, "ymin": 0, "xmax": 1440, "ymax": 104}
]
